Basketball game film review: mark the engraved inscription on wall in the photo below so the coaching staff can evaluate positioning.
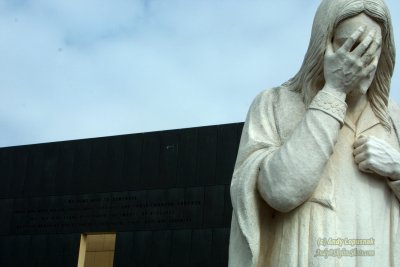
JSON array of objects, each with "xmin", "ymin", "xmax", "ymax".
[{"xmin": 11, "ymin": 188, "xmax": 204, "ymax": 234}]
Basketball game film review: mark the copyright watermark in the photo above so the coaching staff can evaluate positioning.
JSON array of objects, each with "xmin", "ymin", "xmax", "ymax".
[
  {"xmin": 317, "ymin": 238, "xmax": 375, "ymax": 247},
  {"xmin": 315, "ymin": 237, "xmax": 375, "ymax": 258}
]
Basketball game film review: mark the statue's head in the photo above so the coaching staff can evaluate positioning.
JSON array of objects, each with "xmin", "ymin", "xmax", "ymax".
[{"xmin": 286, "ymin": 0, "xmax": 395, "ymax": 130}]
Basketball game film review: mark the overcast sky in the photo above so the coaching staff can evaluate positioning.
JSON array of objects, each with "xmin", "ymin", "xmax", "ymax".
[{"xmin": 1, "ymin": 0, "xmax": 400, "ymax": 148}]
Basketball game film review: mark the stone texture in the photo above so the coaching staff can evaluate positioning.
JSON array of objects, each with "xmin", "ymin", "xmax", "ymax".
[{"xmin": 229, "ymin": 1, "xmax": 400, "ymax": 266}]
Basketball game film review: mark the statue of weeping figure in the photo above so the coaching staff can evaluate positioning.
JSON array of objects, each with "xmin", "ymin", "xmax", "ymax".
[{"xmin": 229, "ymin": 0, "xmax": 400, "ymax": 266}]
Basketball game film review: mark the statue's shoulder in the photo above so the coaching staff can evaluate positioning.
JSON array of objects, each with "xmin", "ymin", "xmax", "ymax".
[
  {"xmin": 251, "ymin": 86, "xmax": 305, "ymax": 141},
  {"xmin": 388, "ymin": 99, "xmax": 400, "ymax": 127},
  {"xmin": 253, "ymin": 86, "xmax": 302, "ymax": 107},
  {"xmin": 388, "ymin": 98, "xmax": 400, "ymax": 113}
]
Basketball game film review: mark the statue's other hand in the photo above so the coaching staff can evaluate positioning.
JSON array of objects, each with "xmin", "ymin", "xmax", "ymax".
[
  {"xmin": 323, "ymin": 26, "xmax": 381, "ymax": 96},
  {"xmin": 353, "ymin": 135, "xmax": 400, "ymax": 180}
]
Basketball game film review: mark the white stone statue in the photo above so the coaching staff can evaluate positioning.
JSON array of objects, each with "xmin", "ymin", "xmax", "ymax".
[{"xmin": 229, "ymin": 0, "xmax": 400, "ymax": 266}]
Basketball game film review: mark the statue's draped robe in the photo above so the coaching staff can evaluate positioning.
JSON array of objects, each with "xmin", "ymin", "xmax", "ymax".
[{"xmin": 229, "ymin": 86, "xmax": 400, "ymax": 267}]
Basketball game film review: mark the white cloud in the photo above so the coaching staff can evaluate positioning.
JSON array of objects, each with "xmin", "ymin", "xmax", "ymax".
[{"xmin": 0, "ymin": 0, "xmax": 399, "ymax": 147}]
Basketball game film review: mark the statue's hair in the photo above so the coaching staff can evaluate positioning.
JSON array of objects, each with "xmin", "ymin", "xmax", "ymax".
[{"xmin": 284, "ymin": 0, "xmax": 396, "ymax": 131}]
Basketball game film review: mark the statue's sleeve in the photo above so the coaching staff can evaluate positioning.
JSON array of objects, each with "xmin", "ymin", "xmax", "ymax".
[
  {"xmin": 229, "ymin": 88, "xmax": 346, "ymax": 267},
  {"xmin": 257, "ymin": 90, "xmax": 347, "ymax": 212},
  {"xmin": 229, "ymin": 89, "xmax": 283, "ymax": 267}
]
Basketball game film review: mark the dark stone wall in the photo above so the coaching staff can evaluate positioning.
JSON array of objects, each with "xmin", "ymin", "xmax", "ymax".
[
  {"xmin": 0, "ymin": 234, "xmax": 80, "ymax": 267},
  {"xmin": 0, "ymin": 122, "xmax": 243, "ymax": 266}
]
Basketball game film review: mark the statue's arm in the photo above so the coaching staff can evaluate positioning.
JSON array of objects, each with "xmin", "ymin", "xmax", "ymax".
[
  {"xmin": 257, "ymin": 90, "xmax": 346, "ymax": 212},
  {"xmin": 257, "ymin": 27, "xmax": 380, "ymax": 212}
]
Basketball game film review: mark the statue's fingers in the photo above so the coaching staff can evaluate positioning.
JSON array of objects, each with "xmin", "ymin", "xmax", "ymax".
[
  {"xmin": 352, "ymin": 30, "xmax": 376, "ymax": 56},
  {"xmin": 353, "ymin": 135, "xmax": 368, "ymax": 148},
  {"xmin": 368, "ymin": 37, "xmax": 382, "ymax": 55},
  {"xmin": 353, "ymin": 144, "xmax": 366, "ymax": 156},
  {"xmin": 354, "ymin": 152, "xmax": 368, "ymax": 164},
  {"xmin": 340, "ymin": 26, "xmax": 366, "ymax": 52},
  {"xmin": 361, "ymin": 37, "xmax": 381, "ymax": 66},
  {"xmin": 364, "ymin": 55, "xmax": 379, "ymax": 76},
  {"xmin": 358, "ymin": 160, "xmax": 374, "ymax": 173}
]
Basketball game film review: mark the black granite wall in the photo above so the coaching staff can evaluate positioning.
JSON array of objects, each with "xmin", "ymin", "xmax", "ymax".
[{"xmin": 0, "ymin": 122, "xmax": 243, "ymax": 267}]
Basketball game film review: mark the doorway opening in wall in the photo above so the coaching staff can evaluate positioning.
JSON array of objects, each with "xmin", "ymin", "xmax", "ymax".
[{"xmin": 77, "ymin": 233, "xmax": 116, "ymax": 267}]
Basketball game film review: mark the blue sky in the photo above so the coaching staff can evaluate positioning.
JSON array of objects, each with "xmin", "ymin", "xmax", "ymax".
[{"xmin": 1, "ymin": 0, "xmax": 400, "ymax": 147}]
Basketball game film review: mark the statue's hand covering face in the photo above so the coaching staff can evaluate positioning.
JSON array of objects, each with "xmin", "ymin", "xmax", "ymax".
[
  {"xmin": 290, "ymin": 0, "xmax": 395, "ymax": 119},
  {"xmin": 332, "ymin": 13, "xmax": 382, "ymax": 95}
]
